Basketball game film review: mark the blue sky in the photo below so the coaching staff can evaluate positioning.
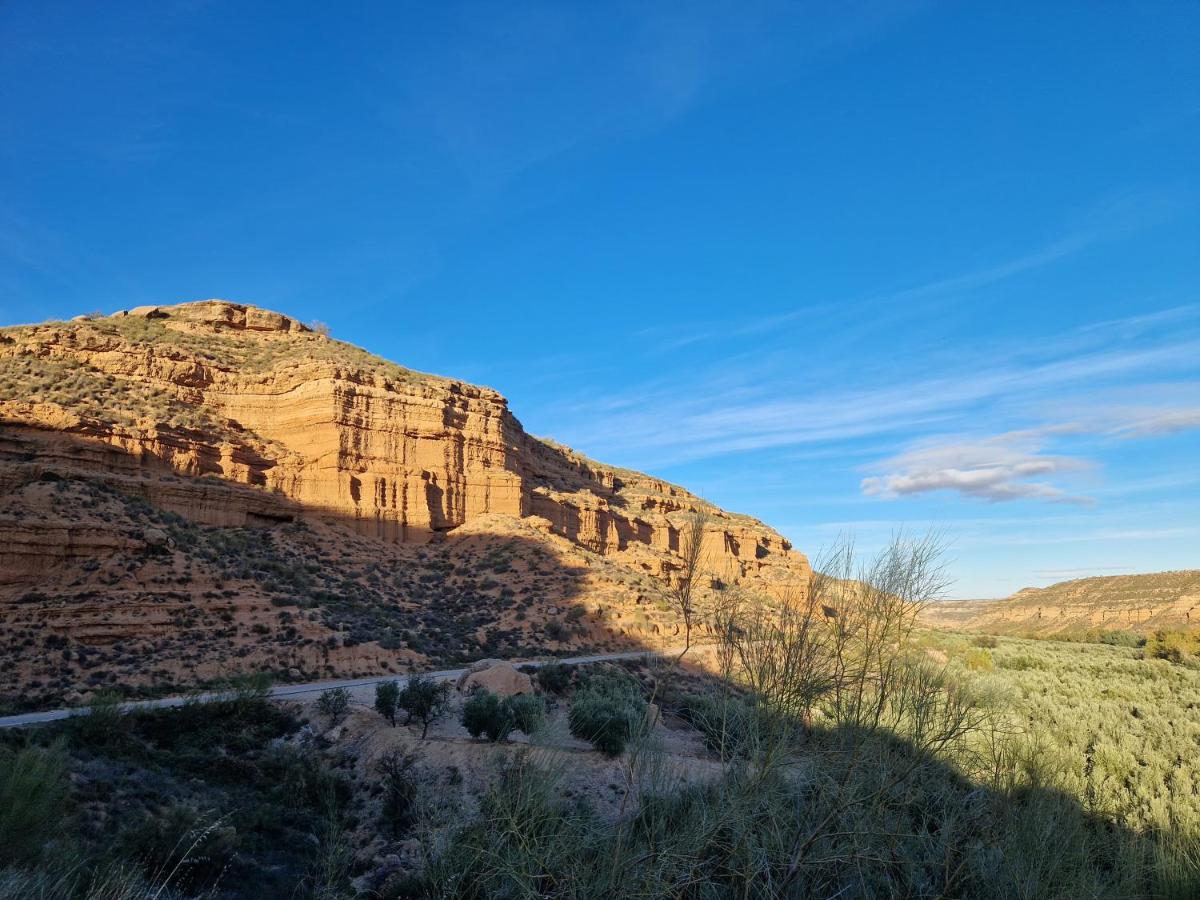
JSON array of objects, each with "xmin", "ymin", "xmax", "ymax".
[{"xmin": 2, "ymin": 1, "xmax": 1198, "ymax": 597}]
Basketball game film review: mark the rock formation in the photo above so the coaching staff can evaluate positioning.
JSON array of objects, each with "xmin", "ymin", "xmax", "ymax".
[
  {"xmin": 1, "ymin": 300, "xmax": 800, "ymax": 582},
  {"xmin": 457, "ymin": 660, "xmax": 533, "ymax": 696},
  {"xmin": 0, "ymin": 300, "xmax": 810, "ymax": 709},
  {"xmin": 919, "ymin": 570, "xmax": 1200, "ymax": 636}
]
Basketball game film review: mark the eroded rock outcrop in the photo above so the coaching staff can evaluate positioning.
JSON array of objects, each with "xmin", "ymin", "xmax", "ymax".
[
  {"xmin": 457, "ymin": 660, "xmax": 533, "ymax": 696},
  {"xmin": 919, "ymin": 570, "xmax": 1200, "ymax": 635},
  {"xmin": 0, "ymin": 300, "xmax": 811, "ymax": 709},
  {"xmin": 0, "ymin": 300, "xmax": 807, "ymax": 589}
]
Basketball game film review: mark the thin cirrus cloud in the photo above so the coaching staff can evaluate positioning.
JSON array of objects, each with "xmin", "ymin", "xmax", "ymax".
[
  {"xmin": 379, "ymin": 2, "xmax": 928, "ymax": 195},
  {"xmin": 630, "ymin": 190, "xmax": 1190, "ymax": 357},
  {"xmin": 1117, "ymin": 408, "xmax": 1200, "ymax": 436},
  {"xmin": 553, "ymin": 329, "xmax": 1200, "ymax": 469}
]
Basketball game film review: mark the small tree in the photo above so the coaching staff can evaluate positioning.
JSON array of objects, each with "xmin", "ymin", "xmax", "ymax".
[
  {"xmin": 317, "ymin": 687, "xmax": 351, "ymax": 724},
  {"xmin": 398, "ymin": 675, "xmax": 451, "ymax": 738},
  {"xmin": 374, "ymin": 680, "xmax": 400, "ymax": 727},
  {"xmin": 462, "ymin": 690, "xmax": 512, "ymax": 742},
  {"xmin": 568, "ymin": 672, "xmax": 646, "ymax": 757},
  {"xmin": 375, "ymin": 749, "xmax": 419, "ymax": 837},
  {"xmin": 660, "ymin": 511, "xmax": 708, "ymax": 659},
  {"xmin": 461, "ymin": 690, "xmax": 545, "ymax": 742}
]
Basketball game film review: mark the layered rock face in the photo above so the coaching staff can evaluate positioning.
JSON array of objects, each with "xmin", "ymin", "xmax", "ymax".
[
  {"xmin": 0, "ymin": 300, "xmax": 806, "ymax": 591},
  {"xmin": 920, "ymin": 570, "xmax": 1200, "ymax": 635}
]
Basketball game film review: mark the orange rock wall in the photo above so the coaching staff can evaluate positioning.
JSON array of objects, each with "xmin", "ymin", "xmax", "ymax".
[{"xmin": 1, "ymin": 301, "xmax": 808, "ymax": 587}]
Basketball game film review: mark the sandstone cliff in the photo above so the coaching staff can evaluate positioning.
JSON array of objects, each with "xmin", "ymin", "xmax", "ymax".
[
  {"xmin": 0, "ymin": 300, "xmax": 809, "ymax": 709},
  {"xmin": 919, "ymin": 570, "xmax": 1200, "ymax": 636}
]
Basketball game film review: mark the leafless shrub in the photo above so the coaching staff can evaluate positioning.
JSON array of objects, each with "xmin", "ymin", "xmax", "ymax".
[{"xmin": 659, "ymin": 511, "xmax": 708, "ymax": 659}]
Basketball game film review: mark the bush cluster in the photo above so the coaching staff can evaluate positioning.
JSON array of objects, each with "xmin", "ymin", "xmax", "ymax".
[
  {"xmin": 1145, "ymin": 629, "xmax": 1199, "ymax": 665},
  {"xmin": 462, "ymin": 690, "xmax": 545, "ymax": 742},
  {"xmin": 535, "ymin": 662, "xmax": 574, "ymax": 694},
  {"xmin": 374, "ymin": 676, "xmax": 452, "ymax": 737},
  {"xmin": 567, "ymin": 671, "xmax": 646, "ymax": 756},
  {"xmin": 0, "ymin": 689, "xmax": 352, "ymax": 896}
]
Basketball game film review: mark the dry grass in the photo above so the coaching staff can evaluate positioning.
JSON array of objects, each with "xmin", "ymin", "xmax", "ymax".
[{"xmin": 0, "ymin": 353, "xmax": 218, "ymax": 431}]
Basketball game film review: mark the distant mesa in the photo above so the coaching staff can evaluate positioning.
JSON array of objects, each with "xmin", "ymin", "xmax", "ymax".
[{"xmin": 921, "ymin": 570, "xmax": 1200, "ymax": 635}]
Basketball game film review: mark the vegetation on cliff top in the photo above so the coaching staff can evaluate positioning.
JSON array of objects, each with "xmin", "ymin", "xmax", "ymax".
[{"xmin": 1, "ymin": 308, "xmax": 443, "ymax": 386}]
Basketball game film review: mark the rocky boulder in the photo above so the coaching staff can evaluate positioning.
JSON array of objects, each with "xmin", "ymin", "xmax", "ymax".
[{"xmin": 457, "ymin": 660, "xmax": 532, "ymax": 696}]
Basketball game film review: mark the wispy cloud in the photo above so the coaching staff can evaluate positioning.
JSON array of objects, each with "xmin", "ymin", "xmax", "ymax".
[
  {"xmin": 1079, "ymin": 303, "xmax": 1200, "ymax": 335},
  {"xmin": 1116, "ymin": 408, "xmax": 1200, "ymax": 437},
  {"xmin": 862, "ymin": 236, "xmax": 1088, "ymax": 308},
  {"xmin": 552, "ymin": 329, "xmax": 1200, "ymax": 468},
  {"xmin": 376, "ymin": 3, "xmax": 930, "ymax": 196},
  {"xmin": 985, "ymin": 526, "xmax": 1200, "ymax": 546},
  {"xmin": 855, "ymin": 393, "xmax": 1200, "ymax": 506},
  {"xmin": 860, "ymin": 432, "xmax": 1094, "ymax": 504},
  {"xmin": 632, "ymin": 193, "xmax": 1191, "ymax": 357}
]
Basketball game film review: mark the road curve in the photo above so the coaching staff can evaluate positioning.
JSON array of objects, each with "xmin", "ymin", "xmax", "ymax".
[{"xmin": 0, "ymin": 649, "xmax": 669, "ymax": 730}]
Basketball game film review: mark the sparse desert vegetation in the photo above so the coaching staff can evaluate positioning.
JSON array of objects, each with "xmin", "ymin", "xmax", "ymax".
[
  {"xmin": 2, "ymin": 312, "xmax": 1195, "ymax": 899},
  {"xmin": 3, "ymin": 537, "xmax": 1196, "ymax": 898},
  {"xmin": 6, "ymin": 2, "xmax": 1198, "ymax": 894}
]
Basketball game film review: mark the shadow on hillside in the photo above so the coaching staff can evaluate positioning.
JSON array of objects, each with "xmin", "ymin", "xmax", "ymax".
[
  {"xmin": 0, "ymin": 430, "xmax": 671, "ymax": 712},
  {"xmin": 2, "ymin": 437, "xmax": 1194, "ymax": 896},
  {"xmin": 583, "ymin": 662, "xmax": 1195, "ymax": 899}
]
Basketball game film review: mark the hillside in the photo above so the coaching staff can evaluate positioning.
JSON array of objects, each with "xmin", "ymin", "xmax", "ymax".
[
  {"xmin": 920, "ymin": 570, "xmax": 1200, "ymax": 636},
  {"xmin": 0, "ymin": 300, "xmax": 809, "ymax": 711}
]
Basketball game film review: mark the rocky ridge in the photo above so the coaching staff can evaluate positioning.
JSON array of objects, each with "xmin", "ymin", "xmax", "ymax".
[
  {"xmin": 0, "ymin": 300, "xmax": 809, "ymax": 709},
  {"xmin": 920, "ymin": 570, "xmax": 1200, "ymax": 636}
]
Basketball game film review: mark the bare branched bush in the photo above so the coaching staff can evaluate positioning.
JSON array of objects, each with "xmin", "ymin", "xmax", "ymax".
[
  {"xmin": 705, "ymin": 533, "xmax": 997, "ymax": 890},
  {"xmin": 660, "ymin": 511, "xmax": 709, "ymax": 658}
]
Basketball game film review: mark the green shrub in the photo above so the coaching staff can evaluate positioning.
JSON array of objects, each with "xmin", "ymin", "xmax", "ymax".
[
  {"xmin": 398, "ymin": 675, "xmax": 451, "ymax": 738},
  {"xmin": 1097, "ymin": 630, "xmax": 1145, "ymax": 648},
  {"xmin": 317, "ymin": 686, "xmax": 352, "ymax": 723},
  {"xmin": 375, "ymin": 680, "xmax": 400, "ymax": 726},
  {"xmin": 462, "ymin": 690, "xmax": 512, "ymax": 742},
  {"xmin": 221, "ymin": 671, "xmax": 273, "ymax": 711},
  {"xmin": 677, "ymin": 692, "xmax": 755, "ymax": 759},
  {"xmin": 998, "ymin": 653, "xmax": 1044, "ymax": 671},
  {"xmin": 536, "ymin": 662, "xmax": 574, "ymax": 695},
  {"xmin": 972, "ymin": 634, "xmax": 1000, "ymax": 648},
  {"xmin": 77, "ymin": 687, "xmax": 124, "ymax": 744},
  {"xmin": 1145, "ymin": 630, "xmax": 1197, "ymax": 665},
  {"xmin": 109, "ymin": 802, "xmax": 236, "ymax": 886},
  {"xmin": 461, "ymin": 691, "xmax": 544, "ymax": 742},
  {"xmin": 964, "ymin": 648, "xmax": 995, "ymax": 672},
  {"xmin": 0, "ymin": 742, "xmax": 68, "ymax": 865},
  {"xmin": 568, "ymin": 672, "xmax": 646, "ymax": 756}
]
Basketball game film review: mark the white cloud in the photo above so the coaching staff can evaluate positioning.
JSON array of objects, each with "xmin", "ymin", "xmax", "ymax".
[
  {"xmin": 551, "ymin": 334, "xmax": 1200, "ymax": 469},
  {"xmin": 860, "ymin": 433, "xmax": 1093, "ymax": 504},
  {"xmin": 1118, "ymin": 408, "xmax": 1200, "ymax": 436}
]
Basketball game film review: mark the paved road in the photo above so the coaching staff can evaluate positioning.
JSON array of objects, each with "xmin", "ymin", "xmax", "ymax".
[{"xmin": 0, "ymin": 649, "xmax": 667, "ymax": 730}]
